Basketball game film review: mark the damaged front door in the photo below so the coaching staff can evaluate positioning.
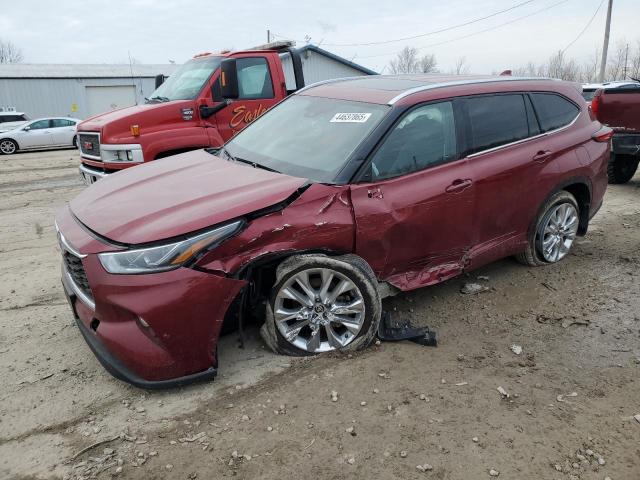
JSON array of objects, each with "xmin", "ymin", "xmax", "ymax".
[{"xmin": 350, "ymin": 100, "xmax": 475, "ymax": 291}]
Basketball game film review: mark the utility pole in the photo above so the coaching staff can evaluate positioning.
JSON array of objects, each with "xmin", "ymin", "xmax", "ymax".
[
  {"xmin": 623, "ymin": 42, "xmax": 629, "ymax": 79},
  {"xmin": 598, "ymin": 0, "xmax": 613, "ymax": 82},
  {"xmin": 267, "ymin": 29, "xmax": 271, "ymax": 43}
]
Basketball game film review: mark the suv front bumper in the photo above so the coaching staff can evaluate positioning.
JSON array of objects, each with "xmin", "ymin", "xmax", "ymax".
[{"xmin": 56, "ymin": 207, "xmax": 246, "ymax": 389}]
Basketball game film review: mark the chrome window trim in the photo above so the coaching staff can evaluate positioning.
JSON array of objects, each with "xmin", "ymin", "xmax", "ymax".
[
  {"xmin": 387, "ymin": 77, "xmax": 558, "ymax": 105},
  {"xmin": 466, "ymin": 111, "xmax": 581, "ymax": 159},
  {"xmin": 78, "ymin": 132, "xmax": 101, "ymax": 160}
]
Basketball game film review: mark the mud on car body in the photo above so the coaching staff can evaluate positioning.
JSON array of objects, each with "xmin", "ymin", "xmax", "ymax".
[{"xmin": 56, "ymin": 74, "xmax": 611, "ymax": 388}]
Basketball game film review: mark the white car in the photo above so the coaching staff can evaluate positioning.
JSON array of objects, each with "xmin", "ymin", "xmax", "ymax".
[
  {"xmin": 0, "ymin": 111, "xmax": 30, "ymax": 131},
  {"xmin": 0, "ymin": 117, "xmax": 81, "ymax": 155}
]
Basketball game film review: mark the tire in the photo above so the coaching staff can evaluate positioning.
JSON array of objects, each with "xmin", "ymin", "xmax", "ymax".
[
  {"xmin": 516, "ymin": 191, "xmax": 580, "ymax": 267},
  {"xmin": 72, "ymin": 135, "xmax": 78, "ymax": 148},
  {"xmin": 0, "ymin": 139, "xmax": 18, "ymax": 155},
  {"xmin": 261, "ymin": 254, "xmax": 381, "ymax": 356},
  {"xmin": 607, "ymin": 153, "xmax": 639, "ymax": 184}
]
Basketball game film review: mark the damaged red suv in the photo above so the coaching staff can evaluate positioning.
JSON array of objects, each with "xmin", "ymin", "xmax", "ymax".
[{"xmin": 56, "ymin": 74, "xmax": 611, "ymax": 388}]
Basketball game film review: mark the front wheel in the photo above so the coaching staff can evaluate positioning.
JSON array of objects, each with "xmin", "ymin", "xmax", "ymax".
[
  {"xmin": 261, "ymin": 254, "xmax": 381, "ymax": 356},
  {"xmin": 0, "ymin": 139, "xmax": 18, "ymax": 155},
  {"xmin": 516, "ymin": 191, "xmax": 580, "ymax": 267},
  {"xmin": 607, "ymin": 153, "xmax": 639, "ymax": 184},
  {"xmin": 72, "ymin": 135, "xmax": 77, "ymax": 148}
]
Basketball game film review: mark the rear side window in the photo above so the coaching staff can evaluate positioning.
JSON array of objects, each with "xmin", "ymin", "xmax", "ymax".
[
  {"xmin": 52, "ymin": 119, "xmax": 75, "ymax": 127},
  {"xmin": 369, "ymin": 101, "xmax": 457, "ymax": 180},
  {"xmin": 464, "ymin": 94, "xmax": 529, "ymax": 154},
  {"xmin": 530, "ymin": 93, "xmax": 579, "ymax": 132}
]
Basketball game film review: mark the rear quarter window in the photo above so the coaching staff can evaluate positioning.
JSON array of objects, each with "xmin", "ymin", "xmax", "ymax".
[
  {"xmin": 464, "ymin": 94, "xmax": 530, "ymax": 154},
  {"xmin": 530, "ymin": 93, "xmax": 580, "ymax": 132}
]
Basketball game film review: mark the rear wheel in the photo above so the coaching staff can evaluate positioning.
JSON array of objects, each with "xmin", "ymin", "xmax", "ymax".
[
  {"xmin": 607, "ymin": 153, "xmax": 639, "ymax": 184},
  {"xmin": 0, "ymin": 139, "xmax": 18, "ymax": 155},
  {"xmin": 516, "ymin": 191, "xmax": 580, "ymax": 267},
  {"xmin": 261, "ymin": 254, "xmax": 381, "ymax": 356},
  {"xmin": 72, "ymin": 135, "xmax": 77, "ymax": 148}
]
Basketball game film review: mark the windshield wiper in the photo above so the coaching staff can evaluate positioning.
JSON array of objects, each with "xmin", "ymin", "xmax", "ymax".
[
  {"xmin": 145, "ymin": 95, "xmax": 171, "ymax": 103},
  {"xmin": 220, "ymin": 147, "xmax": 280, "ymax": 173}
]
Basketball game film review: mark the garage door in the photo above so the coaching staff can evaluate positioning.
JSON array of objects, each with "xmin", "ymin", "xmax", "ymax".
[{"xmin": 85, "ymin": 85, "xmax": 136, "ymax": 116}]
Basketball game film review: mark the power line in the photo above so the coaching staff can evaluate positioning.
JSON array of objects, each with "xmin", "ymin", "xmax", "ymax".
[
  {"xmin": 357, "ymin": 0, "xmax": 571, "ymax": 59},
  {"xmin": 320, "ymin": 0, "xmax": 538, "ymax": 47},
  {"xmin": 561, "ymin": 0, "xmax": 606, "ymax": 54}
]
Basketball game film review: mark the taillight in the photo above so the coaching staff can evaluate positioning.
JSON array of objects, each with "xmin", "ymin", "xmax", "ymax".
[
  {"xmin": 592, "ymin": 126, "xmax": 613, "ymax": 142},
  {"xmin": 590, "ymin": 89, "xmax": 602, "ymax": 119}
]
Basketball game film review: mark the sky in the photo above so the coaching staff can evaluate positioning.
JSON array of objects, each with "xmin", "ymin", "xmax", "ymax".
[{"xmin": 0, "ymin": 0, "xmax": 637, "ymax": 74}]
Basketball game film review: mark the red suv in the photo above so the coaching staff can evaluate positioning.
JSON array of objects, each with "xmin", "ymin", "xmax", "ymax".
[{"xmin": 56, "ymin": 75, "xmax": 611, "ymax": 388}]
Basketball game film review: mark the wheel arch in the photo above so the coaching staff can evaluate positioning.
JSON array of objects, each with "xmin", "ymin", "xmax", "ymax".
[{"xmin": 535, "ymin": 177, "xmax": 592, "ymax": 238}]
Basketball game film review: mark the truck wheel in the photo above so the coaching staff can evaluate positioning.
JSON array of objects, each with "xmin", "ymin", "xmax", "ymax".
[
  {"xmin": 607, "ymin": 153, "xmax": 639, "ymax": 184},
  {"xmin": 0, "ymin": 139, "xmax": 18, "ymax": 155},
  {"xmin": 261, "ymin": 254, "xmax": 381, "ymax": 356},
  {"xmin": 516, "ymin": 191, "xmax": 579, "ymax": 267}
]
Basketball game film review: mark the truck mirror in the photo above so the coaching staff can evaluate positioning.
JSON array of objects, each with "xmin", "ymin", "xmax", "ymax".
[{"xmin": 220, "ymin": 58, "xmax": 239, "ymax": 99}]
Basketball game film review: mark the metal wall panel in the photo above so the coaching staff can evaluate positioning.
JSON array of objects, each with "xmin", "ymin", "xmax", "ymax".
[
  {"xmin": 0, "ymin": 77, "xmax": 158, "ymax": 119},
  {"xmin": 280, "ymin": 49, "xmax": 370, "ymax": 91}
]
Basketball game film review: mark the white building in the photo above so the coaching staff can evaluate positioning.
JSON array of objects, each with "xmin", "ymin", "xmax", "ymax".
[{"xmin": 0, "ymin": 45, "xmax": 376, "ymax": 120}]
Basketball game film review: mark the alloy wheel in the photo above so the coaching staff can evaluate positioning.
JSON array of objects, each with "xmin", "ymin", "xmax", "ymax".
[
  {"xmin": 539, "ymin": 203, "xmax": 579, "ymax": 262},
  {"xmin": 273, "ymin": 268, "xmax": 366, "ymax": 353},
  {"xmin": 0, "ymin": 140, "xmax": 16, "ymax": 154}
]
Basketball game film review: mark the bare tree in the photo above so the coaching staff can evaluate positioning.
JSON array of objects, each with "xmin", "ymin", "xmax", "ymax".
[
  {"xmin": 0, "ymin": 39, "xmax": 24, "ymax": 64},
  {"xmin": 389, "ymin": 47, "xmax": 419, "ymax": 74},
  {"xmin": 606, "ymin": 41, "xmax": 628, "ymax": 81},
  {"xmin": 452, "ymin": 56, "xmax": 470, "ymax": 75},
  {"xmin": 389, "ymin": 47, "xmax": 438, "ymax": 74},
  {"xmin": 419, "ymin": 53, "xmax": 438, "ymax": 73},
  {"xmin": 629, "ymin": 40, "xmax": 640, "ymax": 79}
]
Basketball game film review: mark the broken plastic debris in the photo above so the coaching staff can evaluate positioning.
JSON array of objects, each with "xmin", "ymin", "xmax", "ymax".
[{"xmin": 377, "ymin": 312, "xmax": 437, "ymax": 347}]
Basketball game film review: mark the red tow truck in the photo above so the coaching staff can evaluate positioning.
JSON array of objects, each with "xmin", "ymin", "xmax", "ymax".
[
  {"xmin": 591, "ymin": 80, "xmax": 640, "ymax": 183},
  {"xmin": 77, "ymin": 42, "xmax": 308, "ymax": 184}
]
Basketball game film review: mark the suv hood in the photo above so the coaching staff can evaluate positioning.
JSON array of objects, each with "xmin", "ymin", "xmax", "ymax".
[{"xmin": 70, "ymin": 150, "xmax": 308, "ymax": 244}]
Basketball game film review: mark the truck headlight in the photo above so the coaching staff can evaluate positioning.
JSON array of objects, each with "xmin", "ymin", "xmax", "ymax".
[{"xmin": 98, "ymin": 221, "xmax": 243, "ymax": 274}]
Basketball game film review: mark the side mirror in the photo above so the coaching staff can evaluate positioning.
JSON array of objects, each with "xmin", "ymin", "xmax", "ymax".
[
  {"xmin": 23, "ymin": 126, "xmax": 31, "ymax": 131},
  {"xmin": 219, "ymin": 58, "xmax": 239, "ymax": 99}
]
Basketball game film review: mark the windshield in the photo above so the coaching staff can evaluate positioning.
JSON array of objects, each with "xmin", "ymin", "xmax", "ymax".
[
  {"xmin": 581, "ymin": 89, "xmax": 596, "ymax": 101},
  {"xmin": 224, "ymin": 95, "xmax": 389, "ymax": 182},
  {"xmin": 147, "ymin": 57, "xmax": 221, "ymax": 102}
]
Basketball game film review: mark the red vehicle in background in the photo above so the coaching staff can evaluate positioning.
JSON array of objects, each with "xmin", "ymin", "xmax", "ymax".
[
  {"xmin": 590, "ymin": 79, "xmax": 640, "ymax": 183},
  {"xmin": 76, "ymin": 42, "xmax": 306, "ymax": 184}
]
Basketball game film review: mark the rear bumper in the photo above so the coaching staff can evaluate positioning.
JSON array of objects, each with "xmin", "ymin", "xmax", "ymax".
[{"xmin": 612, "ymin": 133, "xmax": 640, "ymax": 156}]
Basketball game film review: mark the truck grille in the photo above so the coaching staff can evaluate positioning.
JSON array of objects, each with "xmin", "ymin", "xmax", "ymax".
[
  {"xmin": 78, "ymin": 133, "xmax": 101, "ymax": 159},
  {"xmin": 63, "ymin": 251, "xmax": 93, "ymax": 301}
]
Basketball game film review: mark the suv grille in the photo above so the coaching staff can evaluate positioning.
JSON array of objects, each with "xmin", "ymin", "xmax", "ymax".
[
  {"xmin": 63, "ymin": 251, "xmax": 93, "ymax": 301},
  {"xmin": 78, "ymin": 133, "xmax": 101, "ymax": 159}
]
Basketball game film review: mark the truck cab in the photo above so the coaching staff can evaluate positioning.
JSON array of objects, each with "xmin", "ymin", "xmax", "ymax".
[{"xmin": 77, "ymin": 42, "xmax": 305, "ymax": 184}]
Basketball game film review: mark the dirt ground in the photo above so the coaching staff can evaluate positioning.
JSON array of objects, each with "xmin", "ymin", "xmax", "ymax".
[{"xmin": 1, "ymin": 149, "xmax": 639, "ymax": 480}]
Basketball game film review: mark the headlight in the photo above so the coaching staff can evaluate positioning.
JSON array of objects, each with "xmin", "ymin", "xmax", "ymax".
[{"xmin": 98, "ymin": 221, "xmax": 243, "ymax": 274}]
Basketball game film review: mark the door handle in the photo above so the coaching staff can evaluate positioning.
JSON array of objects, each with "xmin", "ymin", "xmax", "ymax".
[
  {"xmin": 533, "ymin": 150, "xmax": 553, "ymax": 162},
  {"xmin": 445, "ymin": 178, "xmax": 473, "ymax": 193},
  {"xmin": 367, "ymin": 186, "xmax": 384, "ymax": 199}
]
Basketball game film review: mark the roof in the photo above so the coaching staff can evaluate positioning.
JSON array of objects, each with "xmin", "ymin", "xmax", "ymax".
[
  {"xmin": 298, "ymin": 45, "xmax": 378, "ymax": 75},
  {"xmin": 0, "ymin": 63, "xmax": 179, "ymax": 79},
  {"xmin": 0, "ymin": 111, "xmax": 25, "ymax": 116},
  {"xmin": 298, "ymin": 74, "xmax": 560, "ymax": 105},
  {"xmin": 582, "ymin": 80, "xmax": 639, "ymax": 90}
]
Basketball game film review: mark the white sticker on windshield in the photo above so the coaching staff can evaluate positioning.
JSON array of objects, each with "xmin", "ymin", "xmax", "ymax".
[{"xmin": 330, "ymin": 112, "xmax": 372, "ymax": 123}]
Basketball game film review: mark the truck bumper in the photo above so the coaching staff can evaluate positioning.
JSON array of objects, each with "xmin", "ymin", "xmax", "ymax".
[{"xmin": 612, "ymin": 133, "xmax": 640, "ymax": 156}]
